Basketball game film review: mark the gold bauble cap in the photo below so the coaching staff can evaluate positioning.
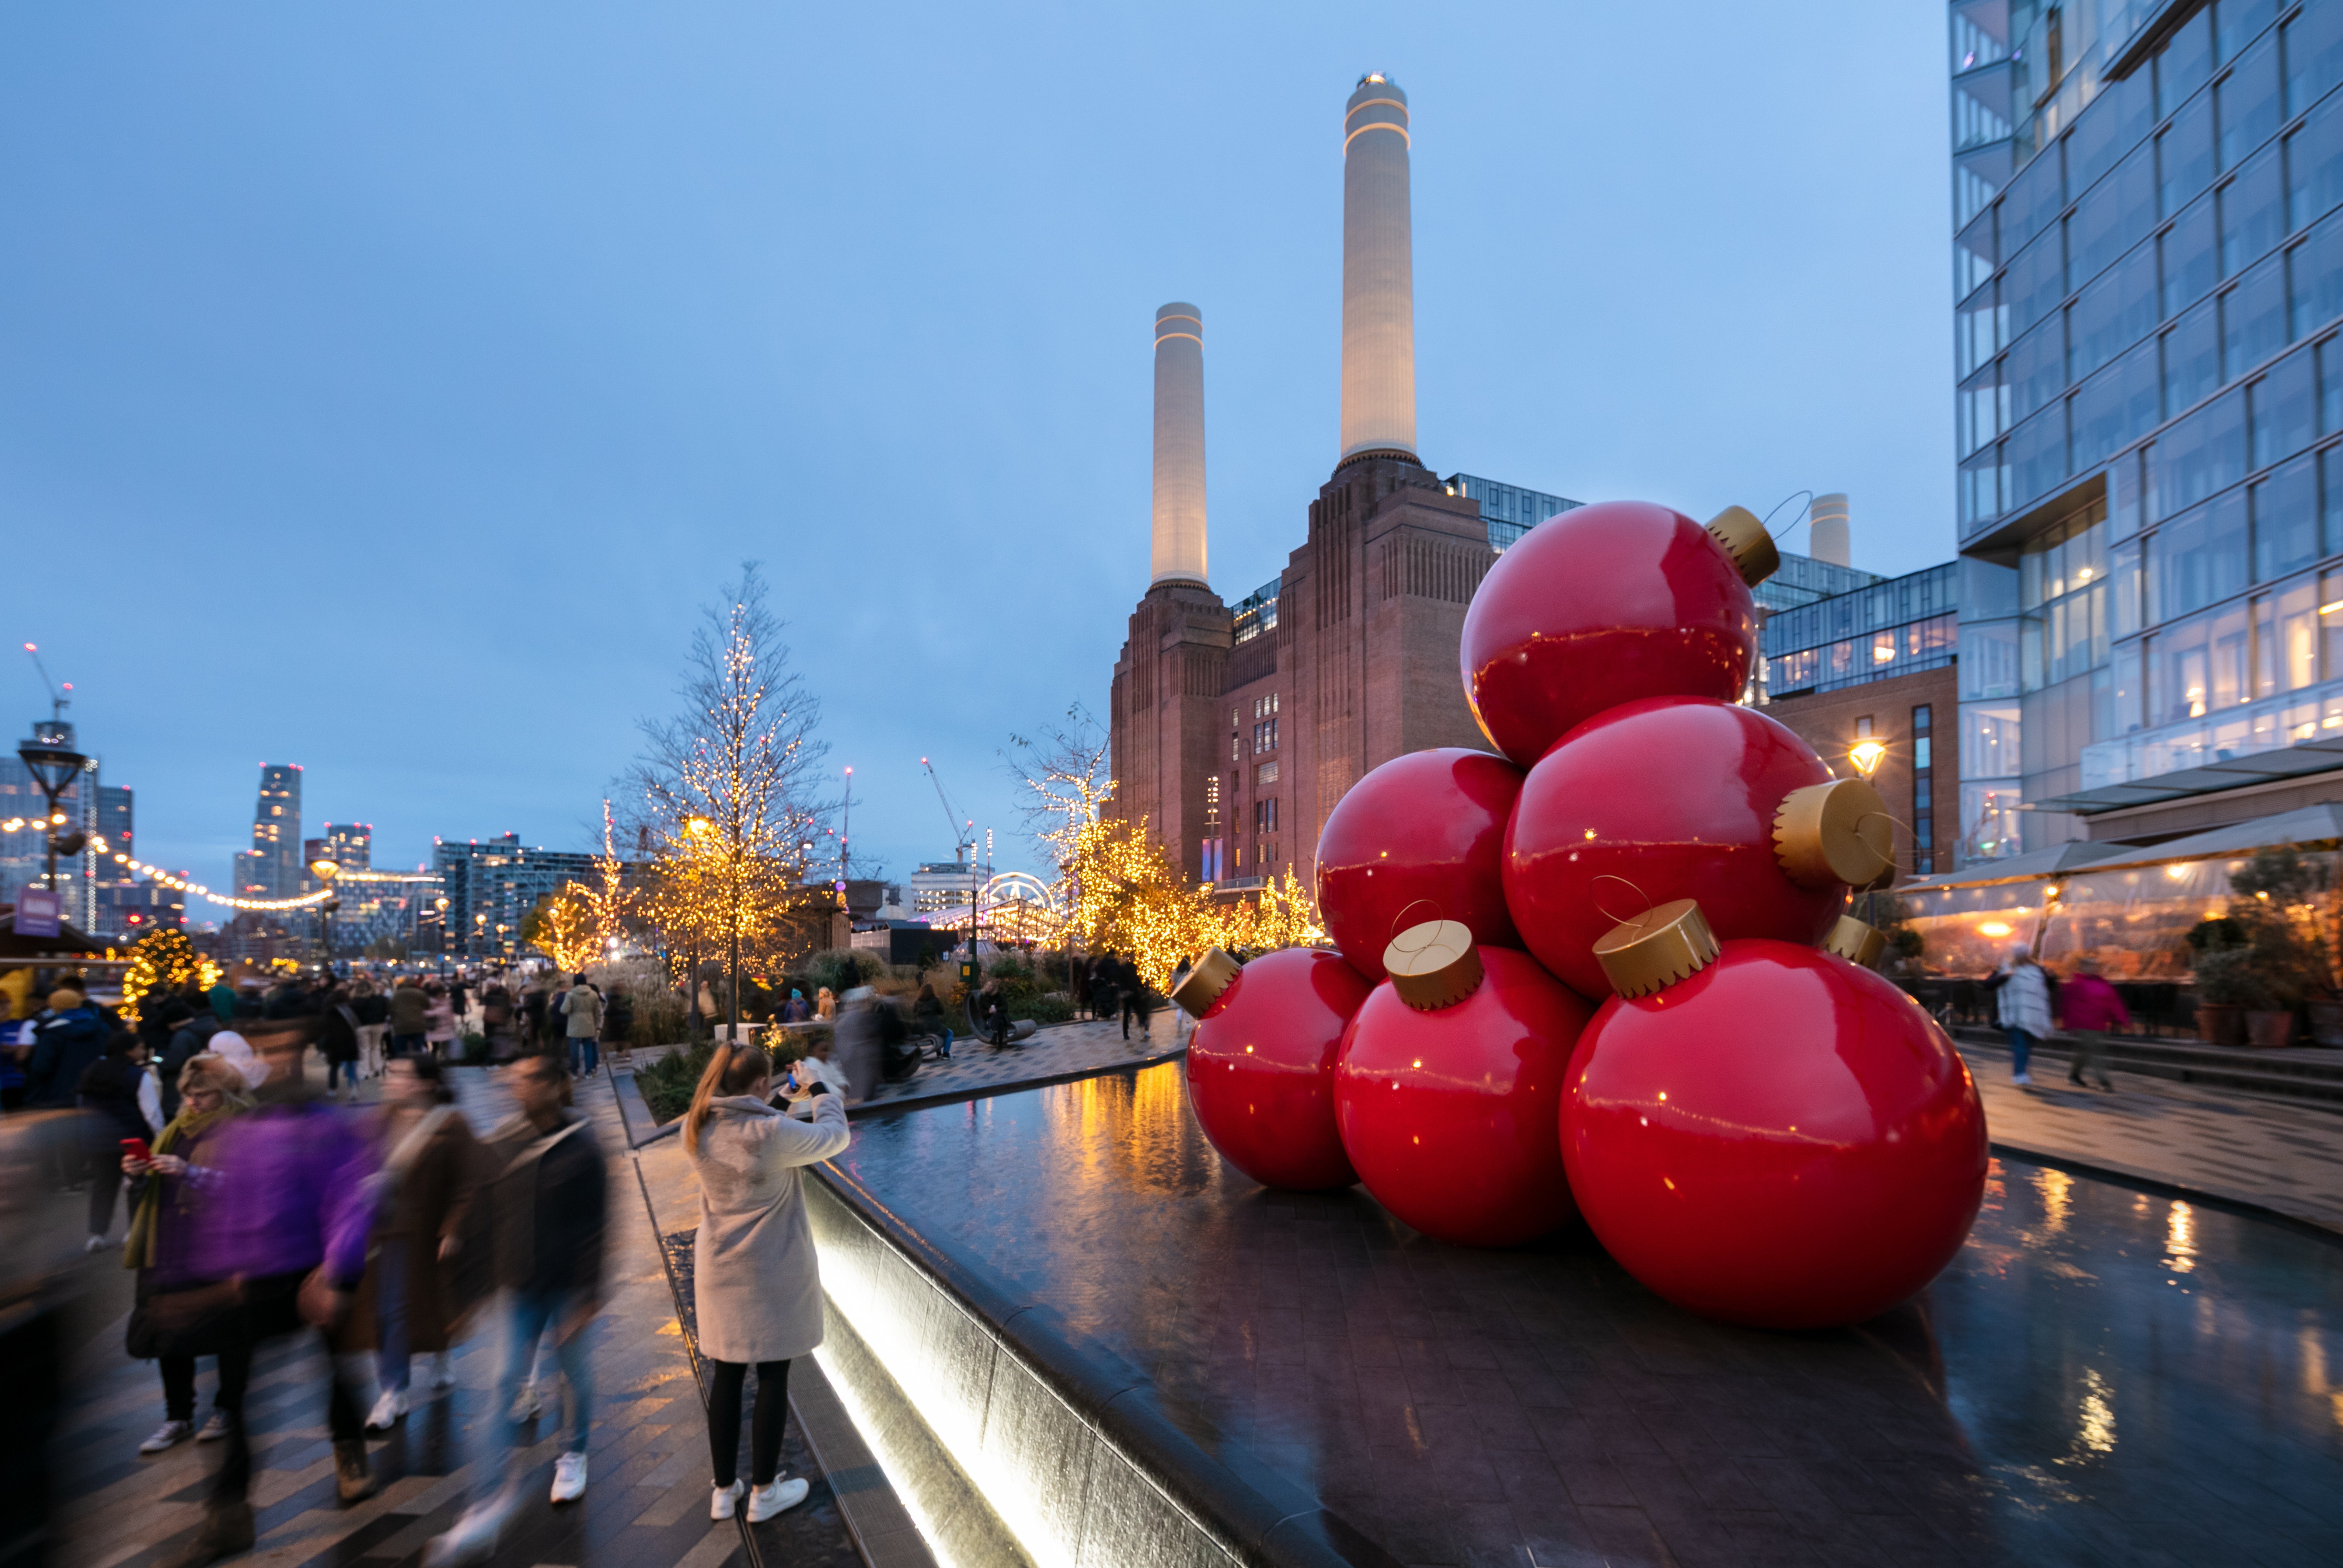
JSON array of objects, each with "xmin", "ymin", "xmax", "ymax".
[
  {"xmin": 1171, "ymin": 947, "xmax": 1242, "ymax": 1019},
  {"xmin": 1383, "ymin": 920, "xmax": 1485, "ymax": 1010},
  {"xmin": 1773, "ymin": 777, "xmax": 1896, "ymax": 890},
  {"xmin": 1705, "ymin": 505, "xmax": 1780, "ymax": 588},
  {"xmin": 1824, "ymin": 915, "xmax": 1887, "ymax": 967},
  {"xmin": 1593, "ymin": 898, "xmax": 1720, "ymax": 999}
]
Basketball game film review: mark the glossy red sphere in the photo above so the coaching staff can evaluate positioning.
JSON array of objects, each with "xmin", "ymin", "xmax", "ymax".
[
  {"xmin": 1503, "ymin": 696, "xmax": 1840, "ymax": 1000},
  {"xmin": 1315, "ymin": 748, "xmax": 1525, "ymax": 983},
  {"xmin": 1563, "ymin": 941, "xmax": 1988, "ymax": 1329},
  {"xmin": 1187, "ymin": 947, "xmax": 1375, "ymax": 1191},
  {"xmin": 1334, "ymin": 946, "xmax": 1593, "ymax": 1246},
  {"xmin": 1460, "ymin": 500, "xmax": 1759, "ymax": 766}
]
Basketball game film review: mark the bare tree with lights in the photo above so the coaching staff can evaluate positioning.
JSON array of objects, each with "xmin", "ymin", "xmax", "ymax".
[
  {"xmin": 1005, "ymin": 703, "xmax": 1112, "ymax": 992},
  {"xmin": 626, "ymin": 564, "xmax": 830, "ymax": 1042}
]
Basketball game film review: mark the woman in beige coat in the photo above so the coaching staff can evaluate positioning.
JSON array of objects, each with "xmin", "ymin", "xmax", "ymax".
[{"xmin": 681, "ymin": 1042, "xmax": 850, "ymax": 1523}]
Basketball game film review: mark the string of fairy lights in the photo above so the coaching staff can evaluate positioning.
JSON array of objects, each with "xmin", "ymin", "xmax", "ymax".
[{"xmin": 0, "ymin": 825, "xmax": 339, "ymax": 913}]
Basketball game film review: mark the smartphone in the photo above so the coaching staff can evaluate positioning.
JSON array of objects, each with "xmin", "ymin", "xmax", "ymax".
[{"xmin": 121, "ymin": 1137, "xmax": 151, "ymax": 1163}]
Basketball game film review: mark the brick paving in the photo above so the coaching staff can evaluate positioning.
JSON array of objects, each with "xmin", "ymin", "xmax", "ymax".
[
  {"xmin": 52, "ymin": 1063, "xmax": 860, "ymax": 1568},
  {"xmin": 1954, "ymin": 1038, "xmax": 2343, "ymax": 1232}
]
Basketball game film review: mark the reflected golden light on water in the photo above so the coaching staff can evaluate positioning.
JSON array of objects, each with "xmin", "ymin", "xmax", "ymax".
[
  {"xmin": 2077, "ymin": 1367, "xmax": 2116, "ymax": 1457},
  {"xmin": 2166, "ymin": 1201, "xmax": 2197, "ymax": 1275},
  {"xmin": 2033, "ymin": 1168, "xmax": 2072, "ymax": 1237}
]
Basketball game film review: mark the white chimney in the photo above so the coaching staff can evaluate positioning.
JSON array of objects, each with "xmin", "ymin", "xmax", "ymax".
[
  {"xmin": 1809, "ymin": 493, "xmax": 1851, "ymax": 567},
  {"xmin": 1338, "ymin": 74, "xmax": 1417, "ymax": 466},
  {"xmin": 1150, "ymin": 303, "xmax": 1208, "ymax": 586}
]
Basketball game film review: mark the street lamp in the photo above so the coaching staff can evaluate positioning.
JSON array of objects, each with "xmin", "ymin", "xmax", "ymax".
[
  {"xmin": 434, "ymin": 895, "xmax": 450, "ymax": 975},
  {"xmin": 309, "ymin": 858, "xmax": 342, "ymax": 972},
  {"xmin": 15, "ymin": 734, "xmax": 88, "ymax": 897},
  {"xmin": 1848, "ymin": 739, "xmax": 1887, "ymax": 779}
]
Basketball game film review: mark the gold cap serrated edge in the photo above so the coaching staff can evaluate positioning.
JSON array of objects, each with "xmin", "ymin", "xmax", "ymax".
[
  {"xmin": 1383, "ymin": 919, "xmax": 1485, "ymax": 1010},
  {"xmin": 1171, "ymin": 947, "xmax": 1242, "ymax": 1019},
  {"xmin": 1824, "ymin": 915, "xmax": 1887, "ymax": 967},
  {"xmin": 1592, "ymin": 898, "xmax": 1720, "ymax": 999},
  {"xmin": 1705, "ymin": 505, "xmax": 1780, "ymax": 587},
  {"xmin": 1773, "ymin": 777, "xmax": 1896, "ymax": 890}
]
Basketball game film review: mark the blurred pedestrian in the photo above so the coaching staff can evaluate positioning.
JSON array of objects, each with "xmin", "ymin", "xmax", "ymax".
[
  {"xmin": 681, "ymin": 1043, "xmax": 848, "ymax": 1521},
  {"xmin": 159, "ymin": 1006, "xmax": 225, "ymax": 1122},
  {"xmin": 911, "ymin": 983, "xmax": 951, "ymax": 1060},
  {"xmin": 1118, "ymin": 959, "xmax": 1154, "ymax": 1043},
  {"xmin": 2060, "ymin": 956, "xmax": 2127, "ymax": 1092},
  {"xmin": 780, "ymin": 988, "xmax": 809, "ymax": 1024},
  {"xmin": 386, "ymin": 976, "xmax": 429, "ymax": 1060},
  {"xmin": 1992, "ymin": 942, "xmax": 2053, "ymax": 1087},
  {"xmin": 79, "ymin": 1032, "xmax": 163, "ymax": 1250},
  {"xmin": 205, "ymin": 975, "xmax": 237, "ymax": 1023},
  {"xmin": 832, "ymin": 988, "xmax": 883, "ymax": 1100},
  {"xmin": 353, "ymin": 979, "xmax": 390, "ymax": 1079},
  {"xmin": 425, "ymin": 984, "xmax": 457, "ymax": 1062},
  {"xmin": 154, "ymin": 1018, "xmax": 379, "ymax": 1567},
  {"xmin": 357, "ymin": 1055, "xmax": 483, "ymax": 1431},
  {"xmin": 561, "ymin": 974, "xmax": 602, "ymax": 1079},
  {"xmin": 813, "ymin": 986, "xmax": 835, "ymax": 1021},
  {"xmin": 123, "ymin": 1052, "xmax": 254, "ymax": 1455},
  {"xmin": 321, "ymin": 988, "xmax": 362, "ymax": 1103},
  {"xmin": 425, "ymin": 1053, "xmax": 606, "ymax": 1564},
  {"xmin": 599, "ymin": 982, "xmax": 633, "ymax": 1066},
  {"xmin": 26, "ymin": 986, "xmax": 106, "ymax": 1113}
]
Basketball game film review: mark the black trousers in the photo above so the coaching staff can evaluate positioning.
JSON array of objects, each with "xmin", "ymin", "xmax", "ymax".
[
  {"xmin": 158, "ymin": 1349, "xmax": 238, "ymax": 1423},
  {"xmin": 705, "ymin": 1358, "xmax": 791, "ymax": 1488},
  {"xmin": 209, "ymin": 1272, "xmax": 365, "ymax": 1507}
]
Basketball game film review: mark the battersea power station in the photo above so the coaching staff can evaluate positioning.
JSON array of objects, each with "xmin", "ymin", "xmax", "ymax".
[{"xmin": 1106, "ymin": 75, "xmax": 1580, "ymax": 886}]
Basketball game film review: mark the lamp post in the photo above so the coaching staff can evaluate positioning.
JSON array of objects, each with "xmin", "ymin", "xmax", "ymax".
[
  {"xmin": 434, "ymin": 896, "xmax": 450, "ymax": 977},
  {"xmin": 15, "ymin": 735, "xmax": 89, "ymax": 897},
  {"xmin": 309, "ymin": 858, "xmax": 341, "ymax": 973},
  {"xmin": 1847, "ymin": 740, "xmax": 1890, "ymax": 923}
]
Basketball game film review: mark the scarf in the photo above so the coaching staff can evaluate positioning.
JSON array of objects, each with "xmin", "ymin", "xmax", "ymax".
[{"xmin": 123, "ymin": 1101, "xmax": 243, "ymax": 1271}]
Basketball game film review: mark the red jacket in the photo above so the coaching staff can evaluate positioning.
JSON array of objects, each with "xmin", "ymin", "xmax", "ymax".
[{"xmin": 2058, "ymin": 973, "xmax": 2130, "ymax": 1032}]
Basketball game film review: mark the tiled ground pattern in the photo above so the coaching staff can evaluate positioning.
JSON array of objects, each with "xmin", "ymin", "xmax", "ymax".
[
  {"xmin": 1957, "ymin": 1038, "xmax": 2343, "ymax": 1232},
  {"xmin": 52, "ymin": 1066, "xmax": 858, "ymax": 1568},
  {"xmin": 833, "ymin": 1064, "xmax": 2343, "ymax": 1568}
]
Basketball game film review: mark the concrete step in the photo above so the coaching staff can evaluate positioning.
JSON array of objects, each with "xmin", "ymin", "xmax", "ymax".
[{"xmin": 1948, "ymin": 1024, "xmax": 2343, "ymax": 1108}]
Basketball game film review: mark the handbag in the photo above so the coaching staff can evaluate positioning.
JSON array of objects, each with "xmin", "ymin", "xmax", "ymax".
[{"xmin": 125, "ymin": 1278, "xmax": 245, "ymax": 1360}]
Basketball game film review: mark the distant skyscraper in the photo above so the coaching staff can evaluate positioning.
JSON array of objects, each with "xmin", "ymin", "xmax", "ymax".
[
  {"xmin": 1151, "ymin": 303, "xmax": 1209, "ymax": 586},
  {"xmin": 97, "ymin": 785, "xmax": 132, "ymax": 859},
  {"xmin": 321, "ymin": 822, "xmax": 372, "ymax": 871},
  {"xmin": 241, "ymin": 764, "xmax": 303, "ymax": 898}
]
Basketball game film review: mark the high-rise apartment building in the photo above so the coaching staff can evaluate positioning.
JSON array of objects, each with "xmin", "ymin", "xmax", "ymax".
[
  {"xmin": 431, "ymin": 833, "xmax": 598, "ymax": 958},
  {"xmin": 1950, "ymin": 1, "xmax": 2343, "ymax": 858},
  {"xmin": 234, "ymin": 764, "xmax": 303, "ymax": 897}
]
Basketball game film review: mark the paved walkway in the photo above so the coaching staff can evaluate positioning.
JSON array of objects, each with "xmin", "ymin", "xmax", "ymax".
[
  {"xmin": 53, "ymin": 1064, "xmax": 860, "ymax": 1568},
  {"xmin": 1955, "ymin": 1038, "xmax": 2343, "ymax": 1233},
  {"xmin": 860, "ymin": 1015, "xmax": 1185, "ymax": 1111}
]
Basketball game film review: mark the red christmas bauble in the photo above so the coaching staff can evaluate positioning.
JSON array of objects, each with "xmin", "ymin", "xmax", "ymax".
[
  {"xmin": 1503, "ymin": 696, "xmax": 1840, "ymax": 1000},
  {"xmin": 1460, "ymin": 500, "xmax": 1758, "ymax": 767},
  {"xmin": 1186, "ymin": 947, "xmax": 1374, "ymax": 1190},
  {"xmin": 1563, "ymin": 940, "xmax": 1988, "ymax": 1329},
  {"xmin": 1333, "ymin": 946, "xmax": 1592, "ymax": 1246},
  {"xmin": 1315, "ymin": 748, "xmax": 1525, "ymax": 983}
]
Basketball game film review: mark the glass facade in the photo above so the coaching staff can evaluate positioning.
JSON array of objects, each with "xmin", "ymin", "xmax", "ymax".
[
  {"xmin": 1230, "ymin": 577, "xmax": 1279, "ymax": 643},
  {"xmin": 1762, "ymin": 563, "xmax": 1962, "ymax": 695},
  {"xmin": 1443, "ymin": 472, "xmax": 1584, "ymax": 551},
  {"xmin": 1951, "ymin": 0, "xmax": 2343, "ymax": 861},
  {"xmin": 1755, "ymin": 552, "xmax": 1887, "ymax": 614}
]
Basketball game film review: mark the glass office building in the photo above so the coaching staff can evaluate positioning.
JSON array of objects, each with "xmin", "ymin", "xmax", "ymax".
[
  {"xmin": 1443, "ymin": 473, "xmax": 1584, "ymax": 551},
  {"xmin": 1951, "ymin": 0, "xmax": 2343, "ymax": 862},
  {"xmin": 1762, "ymin": 563, "xmax": 1962, "ymax": 696}
]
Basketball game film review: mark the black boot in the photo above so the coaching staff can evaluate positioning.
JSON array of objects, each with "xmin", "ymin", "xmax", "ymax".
[{"xmin": 335, "ymin": 1440, "xmax": 377, "ymax": 1504}]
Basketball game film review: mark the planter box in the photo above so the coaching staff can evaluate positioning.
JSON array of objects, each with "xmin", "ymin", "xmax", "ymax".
[
  {"xmin": 2197, "ymin": 1002, "xmax": 2248, "ymax": 1047},
  {"xmin": 2248, "ymin": 1009, "xmax": 2297, "ymax": 1049}
]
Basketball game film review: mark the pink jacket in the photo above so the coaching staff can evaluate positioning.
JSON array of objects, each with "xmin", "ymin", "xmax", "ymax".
[{"xmin": 2059, "ymin": 973, "xmax": 2130, "ymax": 1032}]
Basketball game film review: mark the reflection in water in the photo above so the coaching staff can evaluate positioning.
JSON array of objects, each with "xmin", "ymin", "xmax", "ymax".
[
  {"xmin": 843, "ymin": 1066, "xmax": 2343, "ymax": 1567},
  {"xmin": 2165, "ymin": 1199, "xmax": 2197, "ymax": 1274}
]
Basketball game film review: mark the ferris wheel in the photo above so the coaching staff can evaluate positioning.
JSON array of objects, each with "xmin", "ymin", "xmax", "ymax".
[{"xmin": 979, "ymin": 872, "xmax": 1064, "ymax": 939}]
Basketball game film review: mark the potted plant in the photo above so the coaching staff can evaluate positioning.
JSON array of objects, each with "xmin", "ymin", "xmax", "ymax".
[{"xmin": 2188, "ymin": 945, "xmax": 2258, "ymax": 1046}]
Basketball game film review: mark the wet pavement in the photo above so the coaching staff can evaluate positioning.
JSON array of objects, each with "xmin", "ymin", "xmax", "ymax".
[{"xmin": 833, "ymin": 1062, "xmax": 2343, "ymax": 1567}]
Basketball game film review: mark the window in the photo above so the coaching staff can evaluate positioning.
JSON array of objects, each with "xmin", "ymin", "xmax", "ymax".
[
  {"xmin": 2288, "ymin": 94, "xmax": 2343, "ymax": 233},
  {"xmin": 1255, "ymin": 761, "xmax": 1279, "ymax": 786},
  {"xmin": 1958, "ymin": 280, "xmax": 2005, "ymax": 377},
  {"xmin": 2007, "ymin": 402, "xmax": 2070, "ymax": 508},
  {"xmin": 2164, "ymin": 199, "xmax": 2222, "ymax": 318},
  {"xmin": 2251, "ymin": 349, "xmax": 2316, "ymax": 466},
  {"xmin": 2298, "ymin": 212, "xmax": 2343, "ymax": 338},
  {"xmin": 2221, "ymin": 147, "xmax": 2286, "ymax": 276},
  {"xmin": 2008, "ymin": 314, "xmax": 2067, "ymax": 421},
  {"xmin": 2160, "ymin": 95, "xmax": 2217, "ymax": 218},
  {"xmin": 2158, "ymin": 7, "xmax": 2214, "ymax": 121},
  {"xmin": 2070, "ymin": 342, "xmax": 2160, "ymax": 468},
  {"xmin": 2150, "ymin": 488, "xmax": 2251, "ymax": 621},
  {"xmin": 1855, "ymin": 716, "xmax": 1874, "ymax": 738},
  {"xmin": 2218, "ymin": 35, "xmax": 2282, "ymax": 171},
  {"xmin": 2004, "ymin": 142, "xmax": 2067, "ymax": 253},
  {"xmin": 2147, "ymin": 601, "xmax": 2252, "ymax": 723},
  {"xmin": 2285, "ymin": 2, "xmax": 2343, "ymax": 118},
  {"xmin": 2164, "ymin": 298, "xmax": 2222, "ymax": 415},
  {"xmin": 2147, "ymin": 390, "xmax": 2248, "ymax": 520},
  {"xmin": 1913, "ymin": 704, "xmax": 1933, "ymax": 771},
  {"xmin": 1961, "ymin": 703, "xmax": 2022, "ymax": 778},
  {"xmin": 2069, "ymin": 147, "xmax": 2155, "ymax": 291},
  {"xmin": 2068, "ymin": 246, "xmax": 2159, "ymax": 380}
]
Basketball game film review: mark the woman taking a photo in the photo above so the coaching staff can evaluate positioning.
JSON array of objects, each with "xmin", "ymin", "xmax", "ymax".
[
  {"xmin": 122, "ymin": 1052, "xmax": 253, "ymax": 1454},
  {"xmin": 680, "ymin": 1041, "xmax": 850, "ymax": 1522}
]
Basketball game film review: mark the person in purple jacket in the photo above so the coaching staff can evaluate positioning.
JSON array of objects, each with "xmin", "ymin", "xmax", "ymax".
[
  {"xmin": 2058, "ymin": 955, "xmax": 2128, "ymax": 1092},
  {"xmin": 161, "ymin": 1016, "xmax": 379, "ymax": 1568}
]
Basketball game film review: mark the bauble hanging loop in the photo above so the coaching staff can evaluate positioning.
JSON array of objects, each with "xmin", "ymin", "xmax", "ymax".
[
  {"xmin": 1383, "ymin": 920, "xmax": 1484, "ymax": 1010},
  {"xmin": 1704, "ymin": 505, "xmax": 1780, "ymax": 588},
  {"xmin": 1171, "ymin": 947, "xmax": 1243, "ymax": 1018},
  {"xmin": 1772, "ymin": 778, "xmax": 1896, "ymax": 890},
  {"xmin": 1823, "ymin": 915, "xmax": 1887, "ymax": 967},
  {"xmin": 1592, "ymin": 898, "xmax": 1719, "ymax": 999}
]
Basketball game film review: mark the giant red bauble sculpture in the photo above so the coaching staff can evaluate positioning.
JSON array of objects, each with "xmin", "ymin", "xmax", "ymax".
[
  {"xmin": 1186, "ymin": 947, "xmax": 1374, "ymax": 1191},
  {"xmin": 1315, "ymin": 748, "xmax": 1525, "ymax": 982},
  {"xmin": 1460, "ymin": 499, "xmax": 1761, "ymax": 766},
  {"xmin": 1335, "ymin": 945, "xmax": 1592, "ymax": 1246},
  {"xmin": 1504, "ymin": 696, "xmax": 1844, "ymax": 1001},
  {"xmin": 1563, "ymin": 939, "xmax": 1989, "ymax": 1329}
]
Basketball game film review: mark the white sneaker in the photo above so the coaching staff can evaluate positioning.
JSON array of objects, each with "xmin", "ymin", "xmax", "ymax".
[
  {"xmin": 84, "ymin": 1235, "xmax": 111, "ymax": 1253},
  {"xmin": 196, "ymin": 1412, "xmax": 230, "ymax": 1442},
  {"xmin": 550, "ymin": 1450, "xmax": 587, "ymax": 1504},
  {"xmin": 746, "ymin": 1476, "xmax": 809, "ymax": 1522},
  {"xmin": 710, "ymin": 1480, "xmax": 745, "ymax": 1520},
  {"xmin": 366, "ymin": 1388, "xmax": 409, "ymax": 1431},
  {"xmin": 138, "ymin": 1419, "xmax": 193, "ymax": 1454},
  {"xmin": 423, "ymin": 1494, "xmax": 510, "ymax": 1567},
  {"xmin": 2012, "ymin": 1072, "xmax": 2034, "ymax": 1085}
]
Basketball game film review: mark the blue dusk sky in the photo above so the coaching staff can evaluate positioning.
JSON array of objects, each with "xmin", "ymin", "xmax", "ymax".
[{"xmin": 0, "ymin": 2, "xmax": 1954, "ymax": 895}]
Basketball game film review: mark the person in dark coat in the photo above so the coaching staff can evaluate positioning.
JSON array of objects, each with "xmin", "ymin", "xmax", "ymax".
[
  {"xmin": 386, "ymin": 977, "xmax": 429, "ymax": 1059},
  {"xmin": 599, "ymin": 984, "xmax": 633, "ymax": 1060},
  {"xmin": 27, "ymin": 988, "xmax": 107, "ymax": 1110},
  {"xmin": 158, "ymin": 1010, "xmax": 225, "ymax": 1121},
  {"xmin": 320, "ymin": 988, "xmax": 362, "ymax": 1102},
  {"xmin": 78, "ymin": 1033, "xmax": 161, "ymax": 1249},
  {"xmin": 351, "ymin": 1055, "xmax": 484, "ymax": 1429},
  {"xmin": 137, "ymin": 998, "xmax": 191, "ymax": 1064}
]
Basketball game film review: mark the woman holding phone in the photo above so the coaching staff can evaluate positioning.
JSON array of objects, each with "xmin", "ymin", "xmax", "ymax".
[
  {"xmin": 680, "ymin": 1042, "xmax": 850, "ymax": 1522},
  {"xmin": 121, "ymin": 1053, "xmax": 254, "ymax": 1454}
]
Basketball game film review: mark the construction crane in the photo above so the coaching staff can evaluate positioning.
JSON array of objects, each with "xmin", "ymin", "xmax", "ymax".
[
  {"xmin": 921, "ymin": 758, "xmax": 983, "ymax": 989},
  {"xmin": 919, "ymin": 757, "xmax": 977, "ymax": 870},
  {"xmin": 22, "ymin": 642, "xmax": 72, "ymax": 725}
]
